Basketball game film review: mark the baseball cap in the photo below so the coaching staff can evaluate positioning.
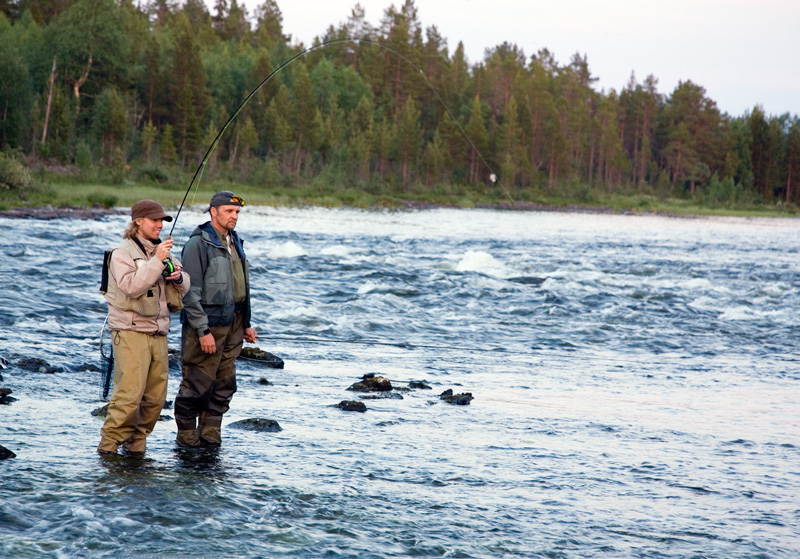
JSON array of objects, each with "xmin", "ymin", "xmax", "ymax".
[{"xmin": 131, "ymin": 200, "xmax": 173, "ymax": 221}]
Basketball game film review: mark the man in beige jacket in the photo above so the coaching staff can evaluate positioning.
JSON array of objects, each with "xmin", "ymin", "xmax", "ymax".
[{"xmin": 98, "ymin": 200, "xmax": 190, "ymax": 457}]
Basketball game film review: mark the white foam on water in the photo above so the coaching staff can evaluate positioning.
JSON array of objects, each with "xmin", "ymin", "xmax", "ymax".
[
  {"xmin": 452, "ymin": 250, "xmax": 516, "ymax": 278},
  {"xmin": 271, "ymin": 304, "xmax": 324, "ymax": 322},
  {"xmin": 13, "ymin": 316, "xmax": 62, "ymax": 332},
  {"xmin": 320, "ymin": 244, "xmax": 352, "ymax": 257},
  {"xmin": 357, "ymin": 281, "xmax": 394, "ymax": 295},
  {"xmin": 109, "ymin": 516, "xmax": 145, "ymax": 529},
  {"xmin": 718, "ymin": 305, "xmax": 791, "ymax": 322},
  {"xmin": 683, "ymin": 278, "xmax": 714, "ymax": 291},
  {"xmin": 70, "ymin": 506, "xmax": 95, "ymax": 519},
  {"xmin": 688, "ymin": 296, "xmax": 718, "ymax": 311},
  {"xmin": 759, "ymin": 282, "xmax": 790, "ymax": 297},
  {"xmin": 267, "ymin": 241, "xmax": 307, "ymax": 259}
]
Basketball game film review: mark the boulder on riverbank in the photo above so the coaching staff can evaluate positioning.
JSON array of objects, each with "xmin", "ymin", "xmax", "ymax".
[{"xmin": 228, "ymin": 418, "xmax": 282, "ymax": 432}]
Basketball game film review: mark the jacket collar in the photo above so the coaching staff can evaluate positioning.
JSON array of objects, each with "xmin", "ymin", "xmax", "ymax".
[
  {"xmin": 198, "ymin": 221, "xmax": 224, "ymax": 247},
  {"xmin": 131, "ymin": 235, "xmax": 158, "ymax": 257},
  {"xmin": 197, "ymin": 221, "xmax": 244, "ymax": 257}
]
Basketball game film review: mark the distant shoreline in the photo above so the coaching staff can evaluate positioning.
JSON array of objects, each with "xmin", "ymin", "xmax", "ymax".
[
  {"xmin": 0, "ymin": 200, "xmax": 793, "ymax": 220},
  {"xmin": 0, "ymin": 200, "xmax": 675, "ymax": 220},
  {"xmin": 0, "ymin": 205, "xmax": 127, "ymax": 220}
]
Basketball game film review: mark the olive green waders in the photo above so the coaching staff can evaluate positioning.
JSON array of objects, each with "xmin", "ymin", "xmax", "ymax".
[
  {"xmin": 98, "ymin": 330, "xmax": 169, "ymax": 454},
  {"xmin": 174, "ymin": 311, "xmax": 243, "ymax": 446}
]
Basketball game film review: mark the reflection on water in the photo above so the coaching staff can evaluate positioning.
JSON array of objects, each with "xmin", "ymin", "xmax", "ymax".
[{"xmin": 1, "ymin": 207, "xmax": 799, "ymax": 558}]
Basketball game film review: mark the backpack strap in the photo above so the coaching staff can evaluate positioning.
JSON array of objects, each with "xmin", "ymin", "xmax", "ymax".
[{"xmin": 99, "ymin": 249, "xmax": 114, "ymax": 294}]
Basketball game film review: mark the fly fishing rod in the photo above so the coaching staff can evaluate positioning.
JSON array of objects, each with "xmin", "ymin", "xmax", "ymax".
[{"xmin": 167, "ymin": 36, "xmax": 516, "ymax": 237}]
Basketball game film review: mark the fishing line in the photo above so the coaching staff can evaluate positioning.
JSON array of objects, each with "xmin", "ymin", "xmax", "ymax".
[{"xmin": 168, "ymin": 36, "xmax": 516, "ymax": 238}]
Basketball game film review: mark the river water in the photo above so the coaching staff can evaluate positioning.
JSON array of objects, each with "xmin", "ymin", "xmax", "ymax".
[{"xmin": 0, "ymin": 207, "xmax": 798, "ymax": 558}]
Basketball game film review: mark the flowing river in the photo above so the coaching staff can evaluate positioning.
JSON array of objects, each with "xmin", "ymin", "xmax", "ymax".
[{"xmin": 0, "ymin": 206, "xmax": 798, "ymax": 558}]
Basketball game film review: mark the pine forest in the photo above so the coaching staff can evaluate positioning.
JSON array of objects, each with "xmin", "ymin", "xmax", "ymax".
[{"xmin": 1, "ymin": 0, "xmax": 799, "ymax": 211}]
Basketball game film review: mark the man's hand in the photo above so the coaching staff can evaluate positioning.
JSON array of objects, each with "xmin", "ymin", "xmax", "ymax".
[
  {"xmin": 244, "ymin": 327, "xmax": 258, "ymax": 343},
  {"xmin": 199, "ymin": 333, "xmax": 216, "ymax": 354}
]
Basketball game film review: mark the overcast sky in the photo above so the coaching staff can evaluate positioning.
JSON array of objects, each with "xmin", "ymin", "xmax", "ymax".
[{"xmin": 235, "ymin": 0, "xmax": 799, "ymax": 118}]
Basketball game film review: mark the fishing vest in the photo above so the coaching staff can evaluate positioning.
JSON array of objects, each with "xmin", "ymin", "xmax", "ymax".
[{"xmin": 101, "ymin": 238, "xmax": 161, "ymax": 317}]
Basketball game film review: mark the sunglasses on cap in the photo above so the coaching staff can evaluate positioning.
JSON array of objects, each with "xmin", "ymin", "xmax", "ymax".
[{"xmin": 230, "ymin": 195, "xmax": 245, "ymax": 206}]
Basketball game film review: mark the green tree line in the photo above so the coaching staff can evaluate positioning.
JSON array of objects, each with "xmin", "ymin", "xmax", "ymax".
[{"xmin": 1, "ymin": 0, "xmax": 799, "ymax": 207}]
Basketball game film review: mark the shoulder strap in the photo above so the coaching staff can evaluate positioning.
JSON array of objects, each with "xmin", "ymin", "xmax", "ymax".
[
  {"xmin": 131, "ymin": 237, "xmax": 148, "ymax": 258},
  {"xmin": 100, "ymin": 249, "xmax": 114, "ymax": 293}
]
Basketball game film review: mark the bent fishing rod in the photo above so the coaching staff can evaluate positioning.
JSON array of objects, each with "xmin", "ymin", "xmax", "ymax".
[{"xmin": 167, "ymin": 36, "xmax": 515, "ymax": 237}]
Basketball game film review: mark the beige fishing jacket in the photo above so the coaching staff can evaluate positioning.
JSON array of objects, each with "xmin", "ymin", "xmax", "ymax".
[{"xmin": 104, "ymin": 237, "xmax": 190, "ymax": 335}]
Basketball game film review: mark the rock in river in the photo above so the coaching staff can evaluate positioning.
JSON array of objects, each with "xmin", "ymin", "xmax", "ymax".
[
  {"xmin": 337, "ymin": 400, "xmax": 367, "ymax": 412},
  {"xmin": 440, "ymin": 389, "xmax": 474, "ymax": 405},
  {"xmin": 0, "ymin": 444, "xmax": 16, "ymax": 460},
  {"xmin": 91, "ymin": 403, "xmax": 171, "ymax": 421},
  {"xmin": 408, "ymin": 380, "xmax": 431, "ymax": 390},
  {"xmin": 227, "ymin": 418, "xmax": 283, "ymax": 432},
  {"xmin": 238, "ymin": 347, "xmax": 285, "ymax": 369},
  {"xmin": 348, "ymin": 375, "xmax": 393, "ymax": 392},
  {"xmin": 16, "ymin": 357, "xmax": 58, "ymax": 374}
]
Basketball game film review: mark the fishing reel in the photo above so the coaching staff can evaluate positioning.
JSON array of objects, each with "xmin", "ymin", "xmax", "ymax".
[{"xmin": 162, "ymin": 258, "xmax": 176, "ymax": 277}]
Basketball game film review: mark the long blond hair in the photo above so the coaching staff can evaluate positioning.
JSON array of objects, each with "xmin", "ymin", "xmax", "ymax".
[{"xmin": 123, "ymin": 218, "xmax": 143, "ymax": 239}]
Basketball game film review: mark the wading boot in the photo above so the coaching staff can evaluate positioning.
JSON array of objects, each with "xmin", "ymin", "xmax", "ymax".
[
  {"xmin": 176, "ymin": 428, "xmax": 201, "ymax": 447},
  {"xmin": 121, "ymin": 435, "xmax": 146, "ymax": 456},
  {"xmin": 97, "ymin": 438, "xmax": 118, "ymax": 456},
  {"xmin": 198, "ymin": 411, "xmax": 222, "ymax": 447}
]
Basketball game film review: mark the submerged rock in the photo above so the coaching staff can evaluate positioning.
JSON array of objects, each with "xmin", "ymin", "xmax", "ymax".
[
  {"xmin": 0, "ymin": 387, "xmax": 13, "ymax": 404},
  {"xmin": 92, "ymin": 403, "xmax": 171, "ymax": 419},
  {"xmin": 360, "ymin": 392, "xmax": 403, "ymax": 400},
  {"xmin": 77, "ymin": 363, "xmax": 101, "ymax": 373},
  {"xmin": 238, "ymin": 347, "xmax": 284, "ymax": 369},
  {"xmin": 337, "ymin": 400, "xmax": 367, "ymax": 412},
  {"xmin": 0, "ymin": 444, "xmax": 16, "ymax": 460},
  {"xmin": 440, "ymin": 389, "xmax": 474, "ymax": 405},
  {"xmin": 91, "ymin": 404, "xmax": 109, "ymax": 417},
  {"xmin": 408, "ymin": 381, "xmax": 432, "ymax": 390},
  {"xmin": 168, "ymin": 348, "xmax": 180, "ymax": 369},
  {"xmin": 17, "ymin": 357, "xmax": 58, "ymax": 374},
  {"xmin": 227, "ymin": 418, "xmax": 282, "ymax": 432},
  {"xmin": 348, "ymin": 375, "xmax": 393, "ymax": 392}
]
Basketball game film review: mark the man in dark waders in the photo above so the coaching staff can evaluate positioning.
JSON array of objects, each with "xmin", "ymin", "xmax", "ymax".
[{"xmin": 175, "ymin": 191, "xmax": 258, "ymax": 447}]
